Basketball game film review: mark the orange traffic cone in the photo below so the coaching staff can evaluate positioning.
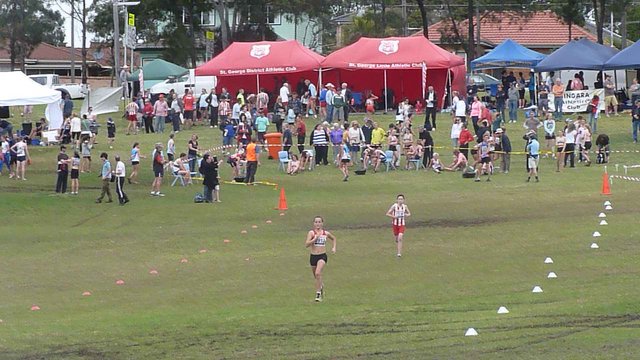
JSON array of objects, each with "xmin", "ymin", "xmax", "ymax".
[
  {"xmin": 601, "ymin": 171, "xmax": 611, "ymax": 195},
  {"xmin": 276, "ymin": 187, "xmax": 288, "ymax": 211}
]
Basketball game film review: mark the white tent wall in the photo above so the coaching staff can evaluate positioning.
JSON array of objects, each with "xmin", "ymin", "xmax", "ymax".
[
  {"xmin": 80, "ymin": 88, "xmax": 122, "ymax": 117},
  {"xmin": 0, "ymin": 71, "xmax": 63, "ymax": 129}
]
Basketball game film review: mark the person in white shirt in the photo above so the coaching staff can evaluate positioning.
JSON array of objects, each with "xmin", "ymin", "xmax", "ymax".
[
  {"xmin": 198, "ymin": 89, "xmax": 209, "ymax": 123},
  {"xmin": 207, "ymin": 88, "xmax": 219, "ymax": 128},
  {"xmin": 11, "ymin": 137, "xmax": 30, "ymax": 180},
  {"xmin": 231, "ymin": 98, "xmax": 242, "ymax": 125},
  {"xmin": 454, "ymin": 96, "xmax": 467, "ymax": 123},
  {"xmin": 114, "ymin": 155, "xmax": 129, "ymax": 205},
  {"xmin": 450, "ymin": 117, "xmax": 463, "ymax": 149},
  {"xmin": 425, "ymin": 86, "xmax": 437, "ymax": 130},
  {"xmin": 70, "ymin": 114, "xmax": 82, "ymax": 149},
  {"xmin": 563, "ymin": 120, "xmax": 577, "ymax": 168},
  {"xmin": 166, "ymin": 133, "xmax": 176, "ymax": 161},
  {"xmin": 280, "ymin": 83, "xmax": 290, "ymax": 108},
  {"xmin": 325, "ymin": 84, "xmax": 335, "ymax": 123},
  {"xmin": 306, "ymin": 79, "xmax": 317, "ymax": 118}
]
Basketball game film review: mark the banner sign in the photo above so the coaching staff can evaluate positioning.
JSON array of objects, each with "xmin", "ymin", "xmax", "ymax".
[{"xmin": 549, "ymin": 89, "xmax": 605, "ymax": 112}]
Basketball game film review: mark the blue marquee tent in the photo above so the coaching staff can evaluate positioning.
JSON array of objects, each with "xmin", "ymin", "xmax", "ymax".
[
  {"xmin": 534, "ymin": 38, "xmax": 618, "ymax": 72},
  {"xmin": 471, "ymin": 39, "xmax": 546, "ymax": 70},
  {"xmin": 604, "ymin": 39, "xmax": 640, "ymax": 70}
]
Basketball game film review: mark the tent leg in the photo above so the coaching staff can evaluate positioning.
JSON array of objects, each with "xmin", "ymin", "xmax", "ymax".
[
  {"xmin": 384, "ymin": 69, "xmax": 388, "ymax": 113},
  {"xmin": 256, "ymin": 74, "xmax": 260, "ymax": 93}
]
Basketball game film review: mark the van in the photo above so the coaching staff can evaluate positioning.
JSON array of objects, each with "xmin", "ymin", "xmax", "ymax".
[{"xmin": 149, "ymin": 69, "xmax": 217, "ymax": 95}]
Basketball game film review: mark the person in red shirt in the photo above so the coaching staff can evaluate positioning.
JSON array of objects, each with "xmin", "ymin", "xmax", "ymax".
[
  {"xmin": 458, "ymin": 123, "xmax": 474, "ymax": 160},
  {"xmin": 182, "ymin": 89, "xmax": 195, "ymax": 129},
  {"xmin": 143, "ymin": 100, "xmax": 154, "ymax": 133}
]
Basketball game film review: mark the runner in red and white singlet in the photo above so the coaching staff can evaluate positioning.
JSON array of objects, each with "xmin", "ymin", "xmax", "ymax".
[{"xmin": 386, "ymin": 194, "xmax": 411, "ymax": 257}]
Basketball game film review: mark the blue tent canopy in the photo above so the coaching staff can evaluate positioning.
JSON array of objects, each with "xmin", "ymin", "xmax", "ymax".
[
  {"xmin": 471, "ymin": 39, "xmax": 546, "ymax": 70},
  {"xmin": 604, "ymin": 39, "xmax": 640, "ymax": 70},
  {"xmin": 534, "ymin": 38, "xmax": 618, "ymax": 72}
]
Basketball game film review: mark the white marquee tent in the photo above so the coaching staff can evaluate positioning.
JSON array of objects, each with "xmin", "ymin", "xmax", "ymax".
[{"xmin": 0, "ymin": 71, "xmax": 63, "ymax": 129}]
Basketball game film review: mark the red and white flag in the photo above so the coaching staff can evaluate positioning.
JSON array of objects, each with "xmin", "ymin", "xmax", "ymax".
[{"xmin": 421, "ymin": 62, "xmax": 427, "ymax": 100}]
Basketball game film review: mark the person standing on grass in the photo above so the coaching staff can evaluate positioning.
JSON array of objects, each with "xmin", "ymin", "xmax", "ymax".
[
  {"xmin": 95, "ymin": 152, "xmax": 113, "ymax": 203},
  {"xmin": 142, "ymin": 99, "xmax": 154, "ymax": 133},
  {"xmin": 199, "ymin": 153, "xmax": 220, "ymax": 203},
  {"xmin": 339, "ymin": 138, "xmax": 350, "ymax": 181},
  {"xmin": 114, "ymin": 155, "xmax": 129, "ymax": 205},
  {"xmin": 244, "ymin": 138, "xmax": 260, "ymax": 184},
  {"xmin": 153, "ymin": 94, "xmax": 169, "ymax": 134},
  {"xmin": 106, "ymin": 117, "xmax": 116, "ymax": 149},
  {"xmin": 151, "ymin": 143, "xmax": 166, "ymax": 197},
  {"xmin": 555, "ymin": 130, "xmax": 566, "ymax": 172},
  {"xmin": 167, "ymin": 133, "xmax": 176, "ymax": 161},
  {"xmin": 255, "ymin": 109, "xmax": 270, "ymax": 145},
  {"xmin": 526, "ymin": 133, "xmax": 540, "ymax": 182},
  {"xmin": 125, "ymin": 97, "xmax": 139, "ymax": 135},
  {"xmin": 0, "ymin": 135, "xmax": 13, "ymax": 178},
  {"xmin": 305, "ymin": 216, "xmax": 337, "ymax": 302},
  {"xmin": 182, "ymin": 89, "xmax": 195, "ymax": 129},
  {"xmin": 632, "ymin": 99, "xmax": 640, "ymax": 143},
  {"xmin": 386, "ymin": 194, "xmax": 411, "ymax": 258},
  {"xmin": 474, "ymin": 132, "xmax": 492, "ymax": 182},
  {"xmin": 604, "ymin": 74, "xmax": 618, "ymax": 117},
  {"xmin": 55, "ymin": 145, "xmax": 69, "ymax": 194},
  {"xmin": 498, "ymin": 128, "xmax": 511, "ymax": 174},
  {"xmin": 128, "ymin": 142, "xmax": 142, "ymax": 184},
  {"xmin": 11, "ymin": 136, "xmax": 29, "ymax": 181},
  {"xmin": 70, "ymin": 151, "xmax": 80, "ymax": 194},
  {"xmin": 552, "ymin": 79, "xmax": 564, "ymax": 120}
]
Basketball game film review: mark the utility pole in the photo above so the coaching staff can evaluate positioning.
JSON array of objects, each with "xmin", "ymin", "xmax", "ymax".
[
  {"xmin": 476, "ymin": 1, "xmax": 480, "ymax": 56},
  {"xmin": 402, "ymin": 0, "xmax": 408, "ymax": 36},
  {"xmin": 113, "ymin": 1, "xmax": 121, "ymax": 86},
  {"xmin": 70, "ymin": 0, "xmax": 75, "ymax": 82}
]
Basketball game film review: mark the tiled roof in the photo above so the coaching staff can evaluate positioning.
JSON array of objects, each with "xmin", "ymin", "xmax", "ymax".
[
  {"xmin": 0, "ymin": 42, "xmax": 140, "ymax": 68},
  {"xmin": 415, "ymin": 10, "xmax": 597, "ymax": 48}
]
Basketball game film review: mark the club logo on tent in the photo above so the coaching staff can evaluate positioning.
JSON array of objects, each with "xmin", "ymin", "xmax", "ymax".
[
  {"xmin": 378, "ymin": 40, "xmax": 399, "ymax": 55},
  {"xmin": 250, "ymin": 45, "xmax": 271, "ymax": 59}
]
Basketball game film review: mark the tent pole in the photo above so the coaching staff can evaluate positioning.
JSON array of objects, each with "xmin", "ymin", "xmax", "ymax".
[
  {"xmin": 256, "ymin": 74, "xmax": 260, "ymax": 93},
  {"xmin": 384, "ymin": 69, "xmax": 388, "ymax": 112},
  {"xmin": 318, "ymin": 68, "xmax": 323, "ymax": 90},
  {"xmin": 533, "ymin": 72, "xmax": 537, "ymax": 106},
  {"xmin": 446, "ymin": 69, "xmax": 452, "ymax": 110}
]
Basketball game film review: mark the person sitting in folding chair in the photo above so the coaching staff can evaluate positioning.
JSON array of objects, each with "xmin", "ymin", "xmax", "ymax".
[{"xmin": 172, "ymin": 153, "xmax": 192, "ymax": 185}]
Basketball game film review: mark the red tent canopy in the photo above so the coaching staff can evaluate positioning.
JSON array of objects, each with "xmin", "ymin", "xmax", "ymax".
[
  {"xmin": 321, "ymin": 36, "xmax": 464, "ymax": 69},
  {"xmin": 196, "ymin": 40, "xmax": 324, "ymax": 76},
  {"xmin": 320, "ymin": 37, "xmax": 466, "ymax": 109}
]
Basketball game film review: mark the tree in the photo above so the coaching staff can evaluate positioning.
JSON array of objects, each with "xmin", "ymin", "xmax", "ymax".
[
  {"xmin": 0, "ymin": 0, "xmax": 65, "ymax": 71},
  {"xmin": 591, "ymin": 0, "xmax": 606, "ymax": 44},
  {"xmin": 551, "ymin": 0, "xmax": 586, "ymax": 42},
  {"xmin": 415, "ymin": 0, "xmax": 429, "ymax": 39}
]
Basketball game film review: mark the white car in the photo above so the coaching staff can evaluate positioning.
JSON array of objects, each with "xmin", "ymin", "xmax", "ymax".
[{"xmin": 28, "ymin": 74, "xmax": 86, "ymax": 99}]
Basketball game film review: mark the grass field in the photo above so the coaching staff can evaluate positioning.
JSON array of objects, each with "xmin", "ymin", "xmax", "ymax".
[{"xmin": 1, "ymin": 106, "xmax": 640, "ymax": 359}]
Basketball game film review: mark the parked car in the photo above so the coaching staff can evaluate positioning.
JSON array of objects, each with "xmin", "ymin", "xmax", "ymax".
[
  {"xmin": 149, "ymin": 70, "xmax": 217, "ymax": 95},
  {"xmin": 28, "ymin": 74, "xmax": 86, "ymax": 99}
]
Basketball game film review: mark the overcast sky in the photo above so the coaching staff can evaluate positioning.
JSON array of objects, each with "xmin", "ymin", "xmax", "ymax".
[{"xmin": 52, "ymin": 1, "xmax": 95, "ymax": 47}]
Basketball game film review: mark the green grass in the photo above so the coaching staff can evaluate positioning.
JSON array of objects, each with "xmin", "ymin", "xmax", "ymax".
[{"xmin": 1, "ymin": 106, "xmax": 640, "ymax": 359}]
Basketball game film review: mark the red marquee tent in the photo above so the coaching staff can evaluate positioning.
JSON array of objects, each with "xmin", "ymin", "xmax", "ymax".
[
  {"xmin": 320, "ymin": 37, "xmax": 466, "ymax": 109},
  {"xmin": 196, "ymin": 40, "xmax": 324, "ymax": 96}
]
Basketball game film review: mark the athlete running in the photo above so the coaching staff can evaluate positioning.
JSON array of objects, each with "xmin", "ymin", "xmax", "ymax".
[
  {"xmin": 386, "ymin": 194, "xmax": 411, "ymax": 257},
  {"xmin": 305, "ymin": 216, "xmax": 337, "ymax": 302}
]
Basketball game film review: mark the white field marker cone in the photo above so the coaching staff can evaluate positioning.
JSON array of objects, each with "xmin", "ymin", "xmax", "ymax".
[
  {"xmin": 591, "ymin": 243, "xmax": 599, "ymax": 249},
  {"xmin": 497, "ymin": 306, "xmax": 509, "ymax": 314},
  {"xmin": 465, "ymin": 328, "xmax": 478, "ymax": 336},
  {"xmin": 600, "ymin": 220, "xmax": 608, "ymax": 226},
  {"xmin": 605, "ymin": 205, "xmax": 613, "ymax": 210},
  {"xmin": 544, "ymin": 257, "xmax": 554, "ymax": 264},
  {"xmin": 593, "ymin": 231, "xmax": 601, "ymax": 237},
  {"xmin": 604, "ymin": 201, "xmax": 611, "ymax": 206},
  {"xmin": 532, "ymin": 286, "xmax": 543, "ymax": 293},
  {"xmin": 547, "ymin": 272, "xmax": 557, "ymax": 278},
  {"xmin": 599, "ymin": 212, "xmax": 607, "ymax": 218}
]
